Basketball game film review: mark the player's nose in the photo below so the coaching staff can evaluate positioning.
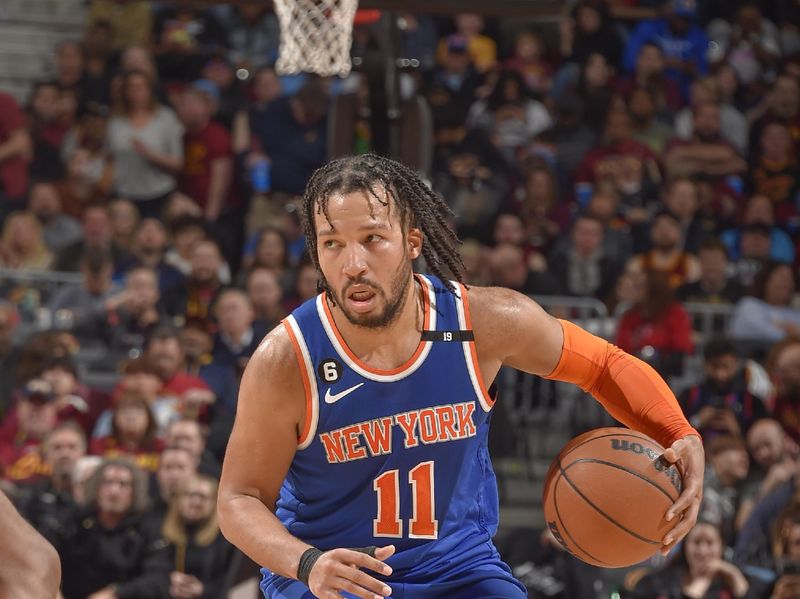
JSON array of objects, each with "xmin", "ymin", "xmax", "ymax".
[{"xmin": 341, "ymin": 244, "xmax": 368, "ymax": 279}]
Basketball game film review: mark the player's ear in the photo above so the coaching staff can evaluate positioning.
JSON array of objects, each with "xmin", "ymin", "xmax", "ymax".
[{"xmin": 407, "ymin": 228, "xmax": 422, "ymax": 260}]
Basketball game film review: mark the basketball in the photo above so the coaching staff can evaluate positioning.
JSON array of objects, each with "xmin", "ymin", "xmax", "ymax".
[{"xmin": 542, "ymin": 427, "xmax": 682, "ymax": 568}]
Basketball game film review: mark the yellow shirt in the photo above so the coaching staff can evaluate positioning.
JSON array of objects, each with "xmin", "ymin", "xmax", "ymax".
[
  {"xmin": 437, "ymin": 35, "xmax": 497, "ymax": 73},
  {"xmin": 87, "ymin": 0, "xmax": 153, "ymax": 49}
]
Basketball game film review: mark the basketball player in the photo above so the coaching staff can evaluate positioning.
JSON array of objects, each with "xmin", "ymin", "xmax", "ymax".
[
  {"xmin": 0, "ymin": 490, "xmax": 61, "ymax": 598},
  {"xmin": 218, "ymin": 155, "xmax": 704, "ymax": 599}
]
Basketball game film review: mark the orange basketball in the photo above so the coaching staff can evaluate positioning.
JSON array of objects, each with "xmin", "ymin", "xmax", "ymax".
[{"xmin": 542, "ymin": 427, "xmax": 682, "ymax": 568}]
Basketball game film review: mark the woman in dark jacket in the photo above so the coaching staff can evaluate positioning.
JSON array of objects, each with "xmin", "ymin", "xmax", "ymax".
[
  {"xmin": 162, "ymin": 474, "xmax": 237, "ymax": 599},
  {"xmin": 630, "ymin": 520, "xmax": 762, "ymax": 599}
]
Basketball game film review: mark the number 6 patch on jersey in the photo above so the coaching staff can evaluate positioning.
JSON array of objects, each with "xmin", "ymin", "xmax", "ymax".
[{"xmin": 317, "ymin": 358, "xmax": 343, "ymax": 382}]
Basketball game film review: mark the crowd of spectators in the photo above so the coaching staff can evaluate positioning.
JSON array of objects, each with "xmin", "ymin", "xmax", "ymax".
[{"xmin": 0, "ymin": 0, "xmax": 799, "ymax": 597}]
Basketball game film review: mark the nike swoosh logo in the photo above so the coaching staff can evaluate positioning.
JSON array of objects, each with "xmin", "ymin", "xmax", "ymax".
[{"xmin": 324, "ymin": 383, "xmax": 365, "ymax": 404}]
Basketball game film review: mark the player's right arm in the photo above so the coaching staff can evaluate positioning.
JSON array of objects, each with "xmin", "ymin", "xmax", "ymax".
[
  {"xmin": 0, "ymin": 490, "xmax": 61, "ymax": 599},
  {"xmin": 217, "ymin": 325, "xmax": 394, "ymax": 599}
]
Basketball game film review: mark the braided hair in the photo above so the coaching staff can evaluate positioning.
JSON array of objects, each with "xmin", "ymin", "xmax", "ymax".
[{"xmin": 301, "ymin": 154, "xmax": 465, "ymax": 297}]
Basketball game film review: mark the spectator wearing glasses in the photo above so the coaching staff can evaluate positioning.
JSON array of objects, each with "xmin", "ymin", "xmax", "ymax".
[{"xmin": 56, "ymin": 457, "xmax": 170, "ymax": 599}]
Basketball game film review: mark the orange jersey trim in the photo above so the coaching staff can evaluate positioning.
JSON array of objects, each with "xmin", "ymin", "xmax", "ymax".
[
  {"xmin": 282, "ymin": 319, "xmax": 313, "ymax": 445},
  {"xmin": 458, "ymin": 283, "xmax": 495, "ymax": 408},
  {"xmin": 320, "ymin": 274, "xmax": 431, "ymax": 376}
]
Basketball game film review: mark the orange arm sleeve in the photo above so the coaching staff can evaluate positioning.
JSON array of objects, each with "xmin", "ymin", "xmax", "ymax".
[{"xmin": 543, "ymin": 319, "xmax": 699, "ymax": 448}]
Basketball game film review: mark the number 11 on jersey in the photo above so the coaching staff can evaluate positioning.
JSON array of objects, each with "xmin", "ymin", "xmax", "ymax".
[{"xmin": 373, "ymin": 461, "xmax": 438, "ymax": 539}]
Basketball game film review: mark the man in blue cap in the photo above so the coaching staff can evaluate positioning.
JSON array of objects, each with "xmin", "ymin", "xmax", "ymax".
[{"xmin": 623, "ymin": 0, "xmax": 710, "ymax": 99}]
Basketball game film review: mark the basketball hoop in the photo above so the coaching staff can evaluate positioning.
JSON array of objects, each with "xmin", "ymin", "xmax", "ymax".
[{"xmin": 273, "ymin": 0, "xmax": 361, "ymax": 77}]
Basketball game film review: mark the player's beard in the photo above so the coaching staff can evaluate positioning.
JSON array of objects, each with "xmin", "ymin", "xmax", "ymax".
[{"xmin": 333, "ymin": 258, "xmax": 414, "ymax": 329}]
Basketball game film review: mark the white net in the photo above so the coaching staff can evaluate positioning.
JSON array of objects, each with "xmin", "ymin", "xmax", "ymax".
[{"xmin": 273, "ymin": 0, "xmax": 360, "ymax": 77}]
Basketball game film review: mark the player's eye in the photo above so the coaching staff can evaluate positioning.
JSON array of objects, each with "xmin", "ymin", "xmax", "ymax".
[
  {"xmin": 323, "ymin": 239, "xmax": 339, "ymax": 249},
  {"xmin": 366, "ymin": 234, "xmax": 383, "ymax": 243}
]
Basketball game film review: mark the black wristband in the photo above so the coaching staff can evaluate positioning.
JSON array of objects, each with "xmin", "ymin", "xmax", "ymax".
[{"xmin": 297, "ymin": 547, "xmax": 324, "ymax": 586}]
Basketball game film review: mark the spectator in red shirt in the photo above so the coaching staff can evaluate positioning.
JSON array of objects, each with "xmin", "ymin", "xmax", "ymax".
[
  {"xmin": 146, "ymin": 327, "xmax": 207, "ymax": 397},
  {"xmin": 0, "ymin": 92, "xmax": 32, "ymax": 215},
  {"xmin": 615, "ymin": 269, "xmax": 695, "ymax": 377},
  {"xmin": 575, "ymin": 109, "xmax": 662, "ymax": 217},
  {"xmin": 90, "ymin": 391, "xmax": 164, "ymax": 473},
  {"xmin": 177, "ymin": 80, "xmax": 233, "ymax": 223},
  {"xmin": 748, "ymin": 121, "xmax": 799, "ymax": 224},
  {"xmin": 145, "ymin": 326, "xmax": 213, "ymax": 422},
  {"xmin": 177, "ymin": 79, "xmax": 244, "ymax": 271},
  {"xmin": 0, "ymin": 379, "xmax": 59, "ymax": 484}
]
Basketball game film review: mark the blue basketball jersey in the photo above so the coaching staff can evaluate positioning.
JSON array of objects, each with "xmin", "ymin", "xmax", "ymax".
[{"xmin": 265, "ymin": 274, "xmax": 508, "ymax": 587}]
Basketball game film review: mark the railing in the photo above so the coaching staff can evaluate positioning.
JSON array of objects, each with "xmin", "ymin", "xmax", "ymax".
[
  {"xmin": 683, "ymin": 301, "xmax": 737, "ymax": 344},
  {"xmin": 0, "ymin": 267, "xmax": 84, "ymax": 330},
  {"xmin": 0, "ymin": 267, "xmax": 83, "ymax": 284},
  {"xmin": 0, "ymin": 268, "xmax": 741, "ymax": 421}
]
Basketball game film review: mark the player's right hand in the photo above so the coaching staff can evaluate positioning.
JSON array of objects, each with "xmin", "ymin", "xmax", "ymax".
[{"xmin": 307, "ymin": 545, "xmax": 395, "ymax": 599}]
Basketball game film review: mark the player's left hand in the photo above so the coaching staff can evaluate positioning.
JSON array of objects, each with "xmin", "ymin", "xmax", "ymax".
[{"xmin": 660, "ymin": 434, "xmax": 704, "ymax": 555}]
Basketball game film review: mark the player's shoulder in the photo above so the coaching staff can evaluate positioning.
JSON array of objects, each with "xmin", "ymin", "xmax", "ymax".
[
  {"xmin": 462, "ymin": 283, "xmax": 564, "ymax": 374},
  {"xmin": 244, "ymin": 321, "xmax": 304, "ymax": 391},
  {"xmin": 463, "ymin": 284, "xmax": 529, "ymax": 317},
  {"xmin": 235, "ymin": 320, "xmax": 308, "ymax": 427},
  {"xmin": 462, "ymin": 284, "xmax": 539, "ymax": 337}
]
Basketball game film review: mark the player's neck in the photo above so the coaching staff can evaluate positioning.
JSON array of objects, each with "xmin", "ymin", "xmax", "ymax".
[{"xmin": 329, "ymin": 278, "xmax": 423, "ymax": 369}]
